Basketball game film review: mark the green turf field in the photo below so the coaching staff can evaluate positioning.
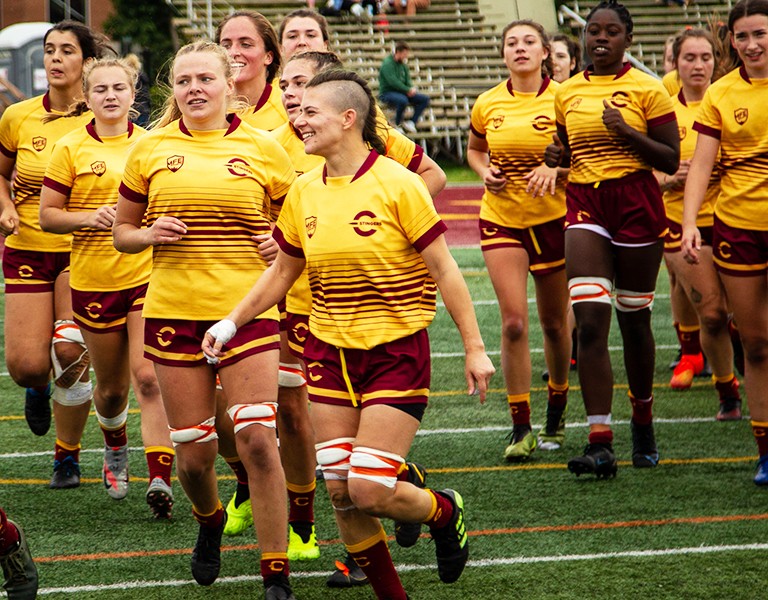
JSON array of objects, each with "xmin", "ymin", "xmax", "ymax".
[{"xmin": 0, "ymin": 247, "xmax": 764, "ymax": 599}]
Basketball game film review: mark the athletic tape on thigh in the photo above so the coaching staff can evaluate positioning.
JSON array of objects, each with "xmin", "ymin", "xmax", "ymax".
[
  {"xmin": 168, "ymin": 416, "xmax": 218, "ymax": 446},
  {"xmin": 569, "ymin": 277, "xmax": 613, "ymax": 306},
  {"xmin": 51, "ymin": 320, "xmax": 90, "ymax": 389},
  {"xmin": 96, "ymin": 404, "xmax": 129, "ymax": 430},
  {"xmin": 315, "ymin": 437, "xmax": 355, "ymax": 481},
  {"xmin": 226, "ymin": 402, "xmax": 278, "ymax": 434},
  {"xmin": 278, "ymin": 362, "xmax": 306, "ymax": 388},
  {"xmin": 348, "ymin": 446, "xmax": 405, "ymax": 489},
  {"xmin": 614, "ymin": 289, "xmax": 655, "ymax": 312}
]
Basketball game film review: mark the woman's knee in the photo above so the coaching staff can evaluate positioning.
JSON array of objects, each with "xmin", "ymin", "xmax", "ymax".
[
  {"xmin": 741, "ymin": 335, "xmax": 768, "ymax": 365},
  {"xmin": 348, "ymin": 479, "xmax": 392, "ymax": 515},
  {"xmin": 500, "ymin": 312, "xmax": 526, "ymax": 343},
  {"xmin": 698, "ymin": 308, "xmax": 729, "ymax": 337},
  {"xmin": 132, "ymin": 364, "xmax": 161, "ymax": 402}
]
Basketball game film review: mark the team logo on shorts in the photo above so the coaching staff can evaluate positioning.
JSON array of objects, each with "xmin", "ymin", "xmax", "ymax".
[
  {"xmin": 734, "ymin": 108, "xmax": 748, "ymax": 125},
  {"xmin": 492, "ymin": 115, "xmax": 505, "ymax": 129},
  {"xmin": 90, "ymin": 161, "xmax": 106, "ymax": 177},
  {"xmin": 350, "ymin": 210, "xmax": 381, "ymax": 237},
  {"xmin": 717, "ymin": 241, "xmax": 732, "ymax": 259},
  {"xmin": 566, "ymin": 98, "xmax": 582, "ymax": 113},
  {"xmin": 305, "ymin": 216, "xmax": 317, "ymax": 238},
  {"xmin": 293, "ymin": 321, "xmax": 308, "ymax": 343},
  {"xmin": 532, "ymin": 115, "xmax": 552, "ymax": 131},
  {"xmin": 156, "ymin": 326, "xmax": 175, "ymax": 347},
  {"xmin": 167, "ymin": 155, "xmax": 184, "ymax": 172},
  {"xmin": 32, "ymin": 136, "xmax": 46, "ymax": 152},
  {"xmin": 226, "ymin": 158, "xmax": 252, "ymax": 177},
  {"xmin": 306, "ymin": 361, "xmax": 323, "ymax": 381},
  {"xmin": 17, "ymin": 265, "xmax": 33, "ymax": 278},
  {"xmin": 576, "ymin": 210, "xmax": 591, "ymax": 222},
  {"xmin": 85, "ymin": 302, "xmax": 102, "ymax": 319},
  {"xmin": 678, "ymin": 126, "xmax": 687, "ymax": 141},
  {"xmin": 609, "ymin": 91, "xmax": 630, "ymax": 108}
]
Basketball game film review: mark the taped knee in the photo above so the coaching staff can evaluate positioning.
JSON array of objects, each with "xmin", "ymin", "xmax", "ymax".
[
  {"xmin": 614, "ymin": 289, "xmax": 655, "ymax": 312},
  {"xmin": 96, "ymin": 404, "xmax": 129, "ymax": 430},
  {"xmin": 168, "ymin": 416, "xmax": 218, "ymax": 446},
  {"xmin": 52, "ymin": 380, "xmax": 92, "ymax": 406},
  {"xmin": 569, "ymin": 277, "xmax": 613, "ymax": 306},
  {"xmin": 227, "ymin": 402, "xmax": 277, "ymax": 434},
  {"xmin": 51, "ymin": 320, "xmax": 90, "ymax": 389},
  {"xmin": 278, "ymin": 362, "xmax": 306, "ymax": 388},
  {"xmin": 315, "ymin": 437, "xmax": 355, "ymax": 481},
  {"xmin": 349, "ymin": 447, "xmax": 405, "ymax": 489}
]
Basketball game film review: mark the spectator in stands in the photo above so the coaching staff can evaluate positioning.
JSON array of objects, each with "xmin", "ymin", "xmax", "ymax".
[
  {"xmin": 390, "ymin": 0, "xmax": 430, "ymax": 17},
  {"xmin": 468, "ymin": 20, "xmax": 572, "ymax": 462},
  {"xmin": 551, "ymin": 34, "xmax": 583, "ymax": 82},
  {"xmin": 546, "ymin": 0, "xmax": 679, "ymax": 479},
  {"xmin": 378, "ymin": 40, "xmax": 430, "ymax": 133},
  {"xmin": 681, "ymin": 0, "xmax": 768, "ymax": 486}
]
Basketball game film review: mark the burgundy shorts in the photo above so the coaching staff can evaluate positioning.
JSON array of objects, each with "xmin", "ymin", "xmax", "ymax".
[
  {"xmin": 144, "ymin": 318, "xmax": 280, "ymax": 367},
  {"xmin": 2, "ymin": 247, "xmax": 69, "ymax": 293},
  {"xmin": 664, "ymin": 219, "xmax": 713, "ymax": 253},
  {"xmin": 479, "ymin": 217, "xmax": 565, "ymax": 275},
  {"xmin": 565, "ymin": 170, "xmax": 667, "ymax": 245},
  {"xmin": 72, "ymin": 284, "xmax": 148, "ymax": 333},
  {"xmin": 285, "ymin": 311, "xmax": 310, "ymax": 360},
  {"xmin": 713, "ymin": 216, "xmax": 768, "ymax": 277},
  {"xmin": 303, "ymin": 329, "xmax": 430, "ymax": 421}
]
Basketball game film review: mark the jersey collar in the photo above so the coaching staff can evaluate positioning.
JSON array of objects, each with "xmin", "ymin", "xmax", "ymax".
[
  {"xmin": 506, "ymin": 76, "xmax": 551, "ymax": 97},
  {"xmin": 322, "ymin": 149, "xmax": 379, "ymax": 184},
  {"xmin": 252, "ymin": 83, "xmax": 273, "ymax": 113},
  {"xmin": 85, "ymin": 119, "xmax": 136, "ymax": 142},
  {"xmin": 179, "ymin": 113, "xmax": 242, "ymax": 137},
  {"xmin": 583, "ymin": 62, "xmax": 632, "ymax": 81}
]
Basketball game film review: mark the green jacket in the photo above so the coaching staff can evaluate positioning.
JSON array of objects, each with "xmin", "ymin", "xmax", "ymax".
[{"xmin": 378, "ymin": 54, "xmax": 412, "ymax": 95}]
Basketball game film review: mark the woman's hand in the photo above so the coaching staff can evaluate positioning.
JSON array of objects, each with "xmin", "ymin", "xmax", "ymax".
[
  {"xmin": 524, "ymin": 164, "xmax": 559, "ymax": 197},
  {"xmin": 681, "ymin": 224, "xmax": 702, "ymax": 265},
  {"xmin": 253, "ymin": 233, "xmax": 279, "ymax": 265},
  {"xmin": 483, "ymin": 165, "xmax": 507, "ymax": 194},
  {"xmin": 146, "ymin": 216, "xmax": 187, "ymax": 245},
  {"xmin": 0, "ymin": 204, "xmax": 19, "ymax": 237},
  {"xmin": 544, "ymin": 133, "xmax": 565, "ymax": 168},
  {"xmin": 84, "ymin": 205, "xmax": 116, "ymax": 230},
  {"xmin": 602, "ymin": 99, "xmax": 631, "ymax": 136},
  {"xmin": 465, "ymin": 349, "xmax": 495, "ymax": 404},
  {"xmin": 202, "ymin": 319, "xmax": 237, "ymax": 364}
]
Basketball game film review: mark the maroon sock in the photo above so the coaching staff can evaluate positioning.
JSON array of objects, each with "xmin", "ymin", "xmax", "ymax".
[
  {"xmin": 588, "ymin": 429, "xmax": 613, "ymax": 446},
  {"xmin": 0, "ymin": 509, "xmax": 19, "ymax": 554},
  {"xmin": 349, "ymin": 537, "xmax": 407, "ymax": 600},
  {"xmin": 630, "ymin": 396, "xmax": 654, "ymax": 426}
]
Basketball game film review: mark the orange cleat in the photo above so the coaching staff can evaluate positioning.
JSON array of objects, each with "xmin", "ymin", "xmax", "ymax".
[{"xmin": 670, "ymin": 353, "xmax": 705, "ymax": 390}]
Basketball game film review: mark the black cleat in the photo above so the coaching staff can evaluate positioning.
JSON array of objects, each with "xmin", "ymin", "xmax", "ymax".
[
  {"xmin": 191, "ymin": 513, "xmax": 227, "ymax": 586},
  {"xmin": 49, "ymin": 456, "xmax": 81, "ymax": 489},
  {"xmin": 326, "ymin": 552, "xmax": 368, "ymax": 588},
  {"xmin": 0, "ymin": 521, "xmax": 38, "ymax": 600},
  {"xmin": 395, "ymin": 462, "xmax": 427, "ymax": 548},
  {"xmin": 24, "ymin": 385, "xmax": 51, "ymax": 436},
  {"xmin": 429, "ymin": 489, "xmax": 468, "ymax": 584},
  {"xmin": 668, "ymin": 347, "xmax": 683, "ymax": 370},
  {"xmin": 631, "ymin": 420, "xmax": 659, "ymax": 468},
  {"xmin": 568, "ymin": 443, "xmax": 617, "ymax": 479},
  {"xmin": 265, "ymin": 574, "xmax": 297, "ymax": 600}
]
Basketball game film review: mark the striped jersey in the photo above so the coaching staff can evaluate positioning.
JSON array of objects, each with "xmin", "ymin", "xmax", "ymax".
[{"xmin": 239, "ymin": 83, "xmax": 288, "ymax": 131}]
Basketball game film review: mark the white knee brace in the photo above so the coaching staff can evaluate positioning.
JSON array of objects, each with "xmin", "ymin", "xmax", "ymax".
[
  {"xmin": 569, "ymin": 277, "xmax": 613, "ymax": 306},
  {"xmin": 315, "ymin": 437, "xmax": 355, "ymax": 481},
  {"xmin": 614, "ymin": 289, "xmax": 655, "ymax": 312},
  {"xmin": 168, "ymin": 416, "xmax": 218, "ymax": 446},
  {"xmin": 96, "ymin": 404, "xmax": 129, "ymax": 430},
  {"xmin": 227, "ymin": 402, "xmax": 277, "ymax": 434},
  {"xmin": 349, "ymin": 447, "xmax": 405, "ymax": 489},
  {"xmin": 278, "ymin": 362, "xmax": 307, "ymax": 388},
  {"xmin": 51, "ymin": 320, "xmax": 92, "ymax": 406}
]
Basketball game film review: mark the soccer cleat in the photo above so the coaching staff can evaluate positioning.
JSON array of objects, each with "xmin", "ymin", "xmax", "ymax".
[
  {"xmin": 717, "ymin": 398, "xmax": 742, "ymax": 421},
  {"xmin": 24, "ymin": 384, "xmax": 51, "ymax": 436},
  {"xmin": 538, "ymin": 405, "xmax": 567, "ymax": 451},
  {"xmin": 146, "ymin": 477, "xmax": 174, "ymax": 520},
  {"xmin": 191, "ymin": 513, "xmax": 227, "ymax": 586},
  {"xmin": 754, "ymin": 456, "xmax": 768, "ymax": 486},
  {"xmin": 504, "ymin": 428, "xmax": 537, "ymax": 462},
  {"xmin": 287, "ymin": 522, "xmax": 320, "ymax": 561},
  {"xmin": 326, "ymin": 553, "xmax": 369, "ymax": 588},
  {"xmin": 49, "ymin": 455, "xmax": 80, "ymax": 489},
  {"xmin": 223, "ymin": 495, "xmax": 253, "ymax": 536},
  {"xmin": 265, "ymin": 574, "xmax": 297, "ymax": 600},
  {"xmin": 669, "ymin": 353, "xmax": 704, "ymax": 390},
  {"xmin": 103, "ymin": 445, "xmax": 129, "ymax": 500},
  {"xmin": 567, "ymin": 443, "xmax": 617, "ymax": 479},
  {"xmin": 429, "ymin": 489, "xmax": 468, "ymax": 584},
  {"xmin": 0, "ymin": 521, "xmax": 38, "ymax": 600},
  {"xmin": 668, "ymin": 346, "xmax": 683, "ymax": 370},
  {"xmin": 631, "ymin": 420, "xmax": 659, "ymax": 468},
  {"xmin": 395, "ymin": 462, "xmax": 427, "ymax": 548},
  {"xmin": 696, "ymin": 357, "xmax": 713, "ymax": 378}
]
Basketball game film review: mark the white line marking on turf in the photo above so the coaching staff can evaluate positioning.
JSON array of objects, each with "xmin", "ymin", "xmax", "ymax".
[
  {"xmin": 0, "ymin": 417, "xmax": 720, "ymax": 459},
  {"xmin": 432, "ymin": 344, "xmax": 680, "ymax": 358},
  {"xmin": 35, "ymin": 543, "xmax": 768, "ymax": 595}
]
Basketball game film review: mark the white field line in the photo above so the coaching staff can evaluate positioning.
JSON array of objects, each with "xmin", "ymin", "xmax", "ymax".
[
  {"xmin": 34, "ymin": 543, "xmax": 768, "ymax": 595},
  {"xmin": 0, "ymin": 417, "xmax": 720, "ymax": 460}
]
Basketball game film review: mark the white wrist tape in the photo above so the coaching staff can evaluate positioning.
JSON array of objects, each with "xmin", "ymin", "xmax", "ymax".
[{"xmin": 204, "ymin": 319, "xmax": 237, "ymax": 364}]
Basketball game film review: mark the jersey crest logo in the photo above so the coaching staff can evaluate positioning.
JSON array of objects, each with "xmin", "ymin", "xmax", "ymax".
[
  {"xmin": 734, "ymin": 108, "xmax": 748, "ymax": 125},
  {"xmin": 85, "ymin": 302, "xmax": 102, "ymax": 319},
  {"xmin": 90, "ymin": 161, "xmax": 106, "ymax": 177},
  {"xmin": 167, "ymin": 155, "xmax": 184, "ymax": 172},
  {"xmin": 492, "ymin": 115, "xmax": 505, "ymax": 129},
  {"xmin": 305, "ymin": 216, "xmax": 317, "ymax": 238},
  {"xmin": 532, "ymin": 115, "xmax": 551, "ymax": 131},
  {"xmin": 157, "ymin": 326, "xmax": 175, "ymax": 347},
  {"xmin": 350, "ymin": 210, "xmax": 381, "ymax": 237},
  {"xmin": 481, "ymin": 226, "xmax": 498, "ymax": 237},
  {"xmin": 609, "ymin": 91, "xmax": 630, "ymax": 108},
  {"xmin": 32, "ymin": 136, "xmax": 46, "ymax": 152},
  {"xmin": 566, "ymin": 98, "xmax": 582, "ymax": 113},
  {"xmin": 678, "ymin": 126, "xmax": 687, "ymax": 141},
  {"xmin": 226, "ymin": 158, "xmax": 252, "ymax": 177}
]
